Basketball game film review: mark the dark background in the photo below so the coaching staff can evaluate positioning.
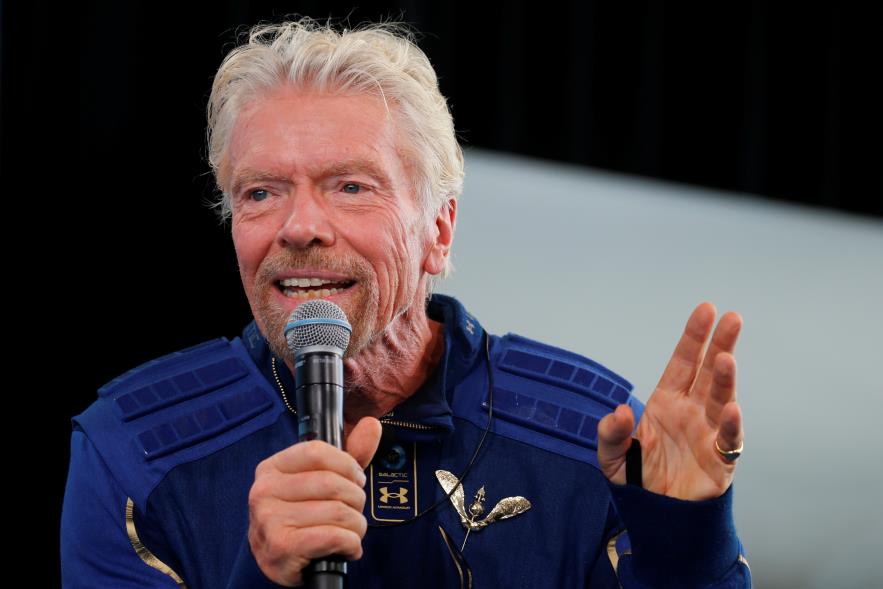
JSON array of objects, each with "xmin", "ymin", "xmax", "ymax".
[{"xmin": 2, "ymin": 1, "xmax": 879, "ymax": 585}]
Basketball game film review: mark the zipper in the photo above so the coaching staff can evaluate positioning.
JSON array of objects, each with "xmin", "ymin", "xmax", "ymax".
[{"xmin": 379, "ymin": 418, "xmax": 438, "ymax": 431}]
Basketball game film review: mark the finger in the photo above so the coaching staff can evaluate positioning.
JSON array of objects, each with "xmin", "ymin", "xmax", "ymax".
[
  {"xmin": 597, "ymin": 404, "xmax": 635, "ymax": 483},
  {"xmin": 273, "ymin": 500, "xmax": 369, "ymax": 539},
  {"xmin": 693, "ymin": 311, "xmax": 742, "ymax": 400},
  {"xmin": 346, "ymin": 416, "xmax": 382, "ymax": 470},
  {"xmin": 256, "ymin": 470, "xmax": 366, "ymax": 511},
  {"xmin": 705, "ymin": 352, "xmax": 736, "ymax": 426},
  {"xmin": 714, "ymin": 401, "xmax": 743, "ymax": 462},
  {"xmin": 267, "ymin": 440, "xmax": 365, "ymax": 485},
  {"xmin": 656, "ymin": 302, "xmax": 716, "ymax": 394},
  {"xmin": 249, "ymin": 524, "xmax": 363, "ymax": 586},
  {"xmin": 292, "ymin": 525, "xmax": 365, "ymax": 561}
]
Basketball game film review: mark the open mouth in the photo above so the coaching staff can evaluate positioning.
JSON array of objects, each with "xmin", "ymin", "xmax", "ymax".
[{"xmin": 275, "ymin": 277, "xmax": 356, "ymax": 300}]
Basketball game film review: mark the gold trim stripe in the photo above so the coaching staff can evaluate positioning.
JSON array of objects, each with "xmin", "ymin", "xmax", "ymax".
[
  {"xmin": 438, "ymin": 525, "xmax": 473, "ymax": 589},
  {"xmin": 126, "ymin": 497, "xmax": 187, "ymax": 588},
  {"xmin": 606, "ymin": 530, "xmax": 631, "ymax": 573}
]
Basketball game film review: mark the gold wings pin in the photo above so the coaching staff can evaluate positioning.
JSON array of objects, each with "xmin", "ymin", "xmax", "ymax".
[{"xmin": 435, "ymin": 469, "xmax": 532, "ymax": 551}]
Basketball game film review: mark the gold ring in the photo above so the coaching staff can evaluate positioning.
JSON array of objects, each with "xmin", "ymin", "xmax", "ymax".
[{"xmin": 715, "ymin": 438, "xmax": 743, "ymax": 462}]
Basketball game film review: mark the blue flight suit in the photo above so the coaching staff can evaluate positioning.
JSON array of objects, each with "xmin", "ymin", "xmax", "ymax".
[{"xmin": 62, "ymin": 294, "xmax": 751, "ymax": 588}]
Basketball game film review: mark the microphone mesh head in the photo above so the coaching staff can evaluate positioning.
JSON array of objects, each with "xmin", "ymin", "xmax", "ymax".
[{"xmin": 284, "ymin": 300, "xmax": 352, "ymax": 356}]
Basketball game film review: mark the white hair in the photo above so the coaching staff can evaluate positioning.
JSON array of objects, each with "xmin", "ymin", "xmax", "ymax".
[{"xmin": 206, "ymin": 18, "xmax": 463, "ymax": 277}]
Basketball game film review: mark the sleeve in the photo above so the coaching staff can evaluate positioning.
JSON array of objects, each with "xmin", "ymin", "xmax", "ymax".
[
  {"xmin": 61, "ymin": 429, "xmax": 182, "ymax": 589},
  {"xmin": 62, "ymin": 428, "xmax": 293, "ymax": 589},
  {"xmin": 598, "ymin": 484, "xmax": 752, "ymax": 589}
]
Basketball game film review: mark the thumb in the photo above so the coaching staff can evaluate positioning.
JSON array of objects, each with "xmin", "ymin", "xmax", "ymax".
[
  {"xmin": 597, "ymin": 404, "xmax": 635, "ymax": 484},
  {"xmin": 346, "ymin": 416, "xmax": 382, "ymax": 470}
]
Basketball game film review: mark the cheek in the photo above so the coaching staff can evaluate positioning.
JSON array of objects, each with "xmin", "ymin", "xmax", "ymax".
[
  {"xmin": 390, "ymin": 220, "xmax": 431, "ymax": 291},
  {"xmin": 356, "ymin": 214, "xmax": 416, "ymax": 310},
  {"xmin": 231, "ymin": 224, "xmax": 266, "ymax": 281},
  {"xmin": 390, "ymin": 219, "xmax": 424, "ymax": 272}
]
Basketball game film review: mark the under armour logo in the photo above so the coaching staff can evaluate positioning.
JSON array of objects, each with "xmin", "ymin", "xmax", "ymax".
[
  {"xmin": 379, "ymin": 486, "xmax": 409, "ymax": 504},
  {"xmin": 465, "ymin": 320, "xmax": 475, "ymax": 334}
]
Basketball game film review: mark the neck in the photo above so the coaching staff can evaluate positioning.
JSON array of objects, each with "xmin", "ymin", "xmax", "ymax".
[
  {"xmin": 281, "ymin": 297, "xmax": 446, "ymax": 434},
  {"xmin": 341, "ymin": 300, "xmax": 445, "ymax": 430}
]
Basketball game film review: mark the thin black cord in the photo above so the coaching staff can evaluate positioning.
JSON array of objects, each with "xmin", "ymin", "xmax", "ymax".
[{"xmin": 367, "ymin": 330, "xmax": 495, "ymax": 528}]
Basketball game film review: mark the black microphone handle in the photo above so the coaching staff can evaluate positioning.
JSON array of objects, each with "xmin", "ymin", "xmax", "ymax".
[
  {"xmin": 294, "ymin": 350, "xmax": 347, "ymax": 589},
  {"xmin": 295, "ymin": 381, "xmax": 345, "ymax": 447}
]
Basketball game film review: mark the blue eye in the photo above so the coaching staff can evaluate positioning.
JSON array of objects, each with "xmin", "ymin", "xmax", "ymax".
[
  {"xmin": 249, "ymin": 189, "xmax": 269, "ymax": 202},
  {"xmin": 342, "ymin": 183, "xmax": 362, "ymax": 194}
]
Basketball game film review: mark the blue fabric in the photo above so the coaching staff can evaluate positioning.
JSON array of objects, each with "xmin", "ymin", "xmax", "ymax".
[
  {"xmin": 609, "ymin": 483, "xmax": 747, "ymax": 589},
  {"xmin": 61, "ymin": 294, "xmax": 750, "ymax": 588},
  {"xmin": 61, "ymin": 430, "xmax": 181, "ymax": 588}
]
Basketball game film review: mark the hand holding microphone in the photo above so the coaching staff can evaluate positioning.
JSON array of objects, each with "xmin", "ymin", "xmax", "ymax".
[{"xmin": 247, "ymin": 301, "xmax": 381, "ymax": 588}]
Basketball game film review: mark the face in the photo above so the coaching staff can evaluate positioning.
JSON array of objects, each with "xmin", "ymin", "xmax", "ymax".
[{"xmin": 226, "ymin": 87, "xmax": 451, "ymax": 361}]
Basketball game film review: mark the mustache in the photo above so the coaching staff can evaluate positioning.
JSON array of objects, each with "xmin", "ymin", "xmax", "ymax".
[{"xmin": 254, "ymin": 249, "xmax": 373, "ymax": 286}]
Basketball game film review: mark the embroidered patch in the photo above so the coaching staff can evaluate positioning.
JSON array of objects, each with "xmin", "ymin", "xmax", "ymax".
[{"xmin": 369, "ymin": 441, "xmax": 418, "ymax": 522}]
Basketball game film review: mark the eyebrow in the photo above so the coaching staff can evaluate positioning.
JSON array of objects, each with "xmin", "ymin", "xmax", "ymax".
[{"xmin": 230, "ymin": 159, "xmax": 395, "ymax": 196}]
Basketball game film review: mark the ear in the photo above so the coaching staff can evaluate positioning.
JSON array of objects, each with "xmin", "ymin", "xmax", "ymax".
[{"xmin": 422, "ymin": 197, "xmax": 457, "ymax": 276}]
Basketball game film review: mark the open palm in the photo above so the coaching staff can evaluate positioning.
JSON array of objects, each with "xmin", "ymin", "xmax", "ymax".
[{"xmin": 598, "ymin": 303, "xmax": 744, "ymax": 500}]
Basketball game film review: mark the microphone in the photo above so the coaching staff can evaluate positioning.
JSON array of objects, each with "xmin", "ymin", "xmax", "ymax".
[{"xmin": 284, "ymin": 300, "xmax": 352, "ymax": 589}]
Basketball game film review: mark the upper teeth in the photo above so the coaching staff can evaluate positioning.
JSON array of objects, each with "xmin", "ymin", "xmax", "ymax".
[{"xmin": 279, "ymin": 277, "xmax": 347, "ymax": 287}]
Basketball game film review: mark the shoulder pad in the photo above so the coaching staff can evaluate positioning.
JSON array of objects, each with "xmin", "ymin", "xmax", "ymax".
[
  {"xmin": 451, "ymin": 333, "xmax": 644, "ymax": 468},
  {"xmin": 73, "ymin": 336, "xmax": 284, "ymax": 513}
]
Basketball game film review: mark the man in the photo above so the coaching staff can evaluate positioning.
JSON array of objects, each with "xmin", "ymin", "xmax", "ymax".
[{"xmin": 62, "ymin": 19, "xmax": 750, "ymax": 588}]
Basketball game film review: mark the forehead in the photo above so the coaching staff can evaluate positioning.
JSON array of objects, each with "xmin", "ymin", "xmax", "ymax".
[{"xmin": 227, "ymin": 87, "xmax": 410, "ymax": 184}]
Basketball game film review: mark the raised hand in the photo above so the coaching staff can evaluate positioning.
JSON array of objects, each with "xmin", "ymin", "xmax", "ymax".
[
  {"xmin": 248, "ymin": 416, "xmax": 382, "ymax": 586},
  {"xmin": 598, "ymin": 303, "xmax": 744, "ymax": 500}
]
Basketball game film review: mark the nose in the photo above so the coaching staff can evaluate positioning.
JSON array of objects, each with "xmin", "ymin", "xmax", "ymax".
[{"xmin": 276, "ymin": 187, "xmax": 336, "ymax": 249}]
